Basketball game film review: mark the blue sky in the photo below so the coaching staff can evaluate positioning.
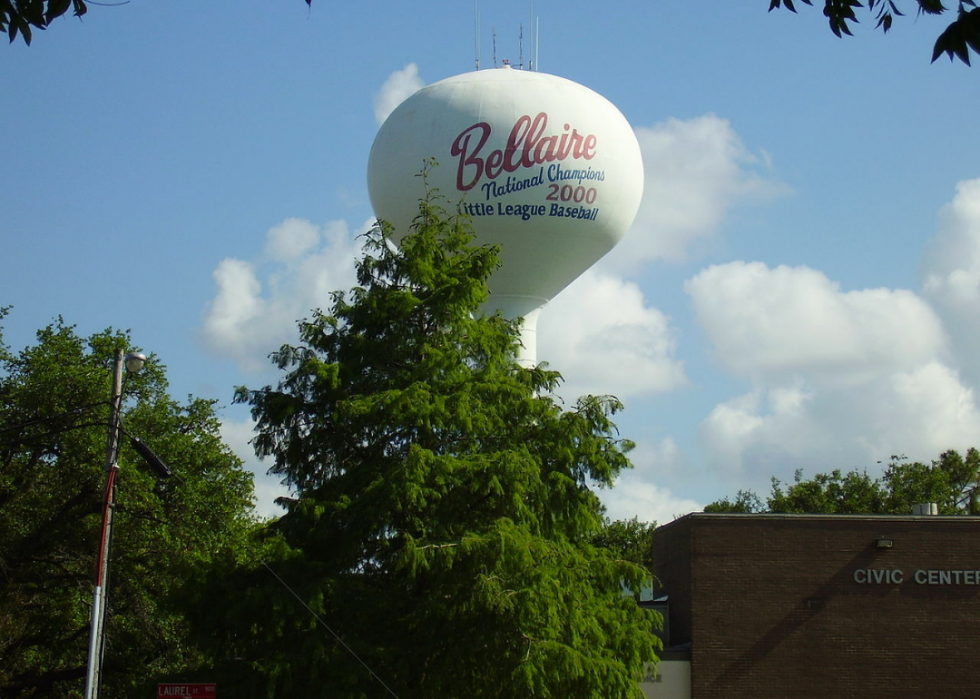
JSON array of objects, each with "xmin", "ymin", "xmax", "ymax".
[{"xmin": 3, "ymin": 0, "xmax": 980, "ymax": 521}]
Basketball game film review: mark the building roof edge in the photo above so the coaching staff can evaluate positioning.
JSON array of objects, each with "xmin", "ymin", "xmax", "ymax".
[{"xmin": 656, "ymin": 511, "xmax": 980, "ymax": 531}]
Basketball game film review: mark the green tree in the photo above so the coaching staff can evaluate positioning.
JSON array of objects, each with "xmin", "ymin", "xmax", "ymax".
[
  {"xmin": 593, "ymin": 517, "xmax": 658, "ymax": 574},
  {"xmin": 882, "ymin": 450, "xmax": 980, "ymax": 513},
  {"xmin": 770, "ymin": 0, "xmax": 980, "ymax": 65},
  {"xmin": 703, "ymin": 489, "xmax": 765, "ymax": 514},
  {"xmin": 768, "ymin": 468, "xmax": 887, "ymax": 514},
  {"xmin": 201, "ymin": 199, "xmax": 661, "ymax": 698},
  {"xmin": 706, "ymin": 449, "xmax": 980, "ymax": 515},
  {"xmin": 0, "ymin": 311, "xmax": 257, "ymax": 698}
]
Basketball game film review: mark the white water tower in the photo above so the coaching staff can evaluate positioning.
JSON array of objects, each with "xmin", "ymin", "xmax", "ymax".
[{"xmin": 367, "ymin": 66, "xmax": 643, "ymax": 365}]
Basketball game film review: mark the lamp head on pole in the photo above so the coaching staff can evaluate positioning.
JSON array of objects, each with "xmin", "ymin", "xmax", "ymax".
[{"xmin": 124, "ymin": 352, "xmax": 146, "ymax": 374}]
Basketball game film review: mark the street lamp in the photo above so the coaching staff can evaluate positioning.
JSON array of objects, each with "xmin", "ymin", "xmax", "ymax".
[
  {"xmin": 124, "ymin": 352, "xmax": 146, "ymax": 374},
  {"xmin": 84, "ymin": 349, "xmax": 153, "ymax": 699}
]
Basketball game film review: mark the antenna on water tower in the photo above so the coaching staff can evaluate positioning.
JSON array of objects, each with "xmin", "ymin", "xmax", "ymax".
[
  {"xmin": 519, "ymin": 23, "xmax": 524, "ymax": 70},
  {"xmin": 528, "ymin": 0, "xmax": 535, "ymax": 70},
  {"xmin": 534, "ymin": 16, "xmax": 540, "ymax": 70},
  {"xmin": 474, "ymin": 0, "xmax": 481, "ymax": 70},
  {"xmin": 473, "ymin": 0, "xmax": 538, "ymax": 72}
]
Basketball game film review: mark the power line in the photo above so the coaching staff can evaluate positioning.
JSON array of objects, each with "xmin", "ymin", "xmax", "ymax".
[{"xmin": 261, "ymin": 562, "xmax": 401, "ymax": 699}]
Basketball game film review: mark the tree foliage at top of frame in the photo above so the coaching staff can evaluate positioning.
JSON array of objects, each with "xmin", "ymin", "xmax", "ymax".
[
  {"xmin": 6, "ymin": 0, "xmax": 978, "ymax": 66},
  {"xmin": 1, "ymin": 0, "xmax": 85, "ymax": 45},
  {"xmin": 770, "ymin": 0, "xmax": 980, "ymax": 64}
]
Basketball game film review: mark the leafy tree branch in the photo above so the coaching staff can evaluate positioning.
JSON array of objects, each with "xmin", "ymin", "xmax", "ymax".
[{"xmin": 771, "ymin": 0, "xmax": 980, "ymax": 64}]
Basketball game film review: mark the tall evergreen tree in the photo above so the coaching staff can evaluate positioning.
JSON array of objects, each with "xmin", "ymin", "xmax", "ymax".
[{"xmin": 214, "ymin": 198, "xmax": 661, "ymax": 698}]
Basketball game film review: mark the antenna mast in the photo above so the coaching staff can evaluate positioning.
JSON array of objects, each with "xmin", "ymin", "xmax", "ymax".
[
  {"xmin": 519, "ymin": 23, "xmax": 524, "ymax": 70},
  {"xmin": 474, "ymin": 0, "xmax": 481, "ymax": 70},
  {"xmin": 528, "ymin": 0, "xmax": 534, "ymax": 70},
  {"xmin": 535, "ymin": 17, "xmax": 540, "ymax": 71}
]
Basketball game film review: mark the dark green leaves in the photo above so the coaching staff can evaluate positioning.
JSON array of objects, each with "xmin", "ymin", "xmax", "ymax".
[
  {"xmin": 932, "ymin": 6, "xmax": 980, "ymax": 64},
  {"xmin": 769, "ymin": 0, "xmax": 978, "ymax": 64},
  {"xmin": 769, "ymin": 0, "xmax": 816, "ymax": 12},
  {"xmin": 919, "ymin": 0, "xmax": 951, "ymax": 14},
  {"xmin": 823, "ymin": 0, "xmax": 863, "ymax": 37},
  {"xmin": 1, "ymin": 0, "xmax": 86, "ymax": 45},
  {"xmin": 45, "ymin": 0, "xmax": 71, "ymax": 24}
]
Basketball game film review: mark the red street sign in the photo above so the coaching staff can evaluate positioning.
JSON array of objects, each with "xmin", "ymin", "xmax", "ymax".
[{"xmin": 157, "ymin": 684, "xmax": 216, "ymax": 698}]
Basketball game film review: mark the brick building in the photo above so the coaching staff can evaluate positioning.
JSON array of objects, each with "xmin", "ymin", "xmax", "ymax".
[{"xmin": 645, "ymin": 513, "xmax": 980, "ymax": 699}]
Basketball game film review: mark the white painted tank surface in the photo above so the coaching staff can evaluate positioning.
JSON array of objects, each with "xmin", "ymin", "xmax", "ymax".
[{"xmin": 367, "ymin": 66, "xmax": 643, "ymax": 364}]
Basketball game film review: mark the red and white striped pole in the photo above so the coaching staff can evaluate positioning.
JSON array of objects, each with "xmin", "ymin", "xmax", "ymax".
[{"xmin": 84, "ymin": 349, "xmax": 125, "ymax": 699}]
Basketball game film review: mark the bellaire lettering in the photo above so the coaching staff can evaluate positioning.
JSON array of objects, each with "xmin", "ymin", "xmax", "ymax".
[{"xmin": 451, "ymin": 112, "xmax": 597, "ymax": 192}]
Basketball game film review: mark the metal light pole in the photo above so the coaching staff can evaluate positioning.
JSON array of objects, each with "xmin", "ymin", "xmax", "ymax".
[{"xmin": 84, "ymin": 349, "xmax": 146, "ymax": 699}]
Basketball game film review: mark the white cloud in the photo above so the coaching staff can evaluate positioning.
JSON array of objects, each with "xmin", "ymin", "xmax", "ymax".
[
  {"xmin": 685, "ymin": 258, "xmax": 980, "ymax": 491},
  {"xmin": 537, "ymin": 269, "xmax": 686, "ymax": 400},
  {"xmin": 202, "ymin": 218, "xmax": 366, "ymax": 372},
  {"xmin": 699, "ymin": 383, "xmax": 828, "ymax": 483},
  {"xmin": 922, "ymin": 178, "xmax": 980, "ymax": 384},
  {"xmin": 220, "ymin": 417, "xmax": 289, "ymax": 520},
  {"xmin": 374, "ymin": 63, "xmax": 425, "ymax": 125},
  {"xmin": 604, "ymin": 114, "xmax": 787, "ymax": 272},
  {"xmin": 599, "ymin": 437, "xmax": 702, "ymax": 524},
  {"xmin": 872, "ymin": 361, "xmax": 980, "ymax": 458},
  {"xmin": 206, "ymin": 258, "xmax": 264, "ymax": 334},
  {"xmin": 686, "ymin": 261, "xmax": 946, "ymax": 384},
  {"xmin": 600, "ymin": 478, "xmax": 703, "ymax": 526},
  {"xmin": 264, "ymin": 217, "xmax": 321, "ymax": 262},
  {"xmin": 699, "ymin": 365, "xmax": 980, "ymax": 492}
]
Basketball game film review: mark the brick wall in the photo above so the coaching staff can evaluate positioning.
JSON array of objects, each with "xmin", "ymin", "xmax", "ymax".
[{"xmin": 653, "ymin": 514, "xmax": 980, "ymax": 699}]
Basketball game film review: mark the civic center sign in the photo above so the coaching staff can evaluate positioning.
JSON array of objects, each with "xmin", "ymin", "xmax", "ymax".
[{"xmin": 853, "ymin": 568, "xmax": 980, "ymax": 585}]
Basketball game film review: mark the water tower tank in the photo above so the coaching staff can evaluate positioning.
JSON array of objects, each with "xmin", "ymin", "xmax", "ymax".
[{"xmin": 367, "ymin": 66, "xmax": 643, "ymax": 365}]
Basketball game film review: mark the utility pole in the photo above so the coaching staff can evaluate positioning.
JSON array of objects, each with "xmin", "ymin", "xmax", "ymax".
[{"xmin": 84, "ymin": 349, "xmax": 143, "ymax": 699}]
